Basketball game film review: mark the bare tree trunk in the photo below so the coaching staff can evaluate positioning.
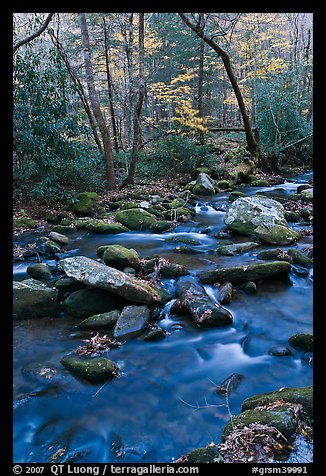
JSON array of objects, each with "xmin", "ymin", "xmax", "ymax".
[
  {"xmin": 179, "ymin": 13, "xmax": 258, "ymax": 154},
  {"xmin": 78, "ymin": 13, "xmax": 116, "ymax": 188},
  {"xmin": 50, "ymin": 32, "xmax": 104, "ymax": 157},
  {"xmin": 197, "ymin": 39, "xmax": 205, "ymax": 144},
  {"xmin": 103, "ymin": 17, "xmax": 119, "ymax": 153},
  {"xmin": 123, "ymin": 13, "xmax": 145, "ymax": 186}
]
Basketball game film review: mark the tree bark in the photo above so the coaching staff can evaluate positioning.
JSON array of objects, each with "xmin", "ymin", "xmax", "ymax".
[
  {"xmin": 197, "ymin": 40, "xmax": 205, "ymax": 144},
  {"xmin": 123, "ymin": 13, "xmax": 145, "ymax": 186},
  {"xmin": 103, "ymin": 17, "xmax": 119, "ymax": 153},
  {"xmin": 78, "ymin": 13, "xmax": 116, "ymax": 188},
  {"xmin": 179, "ymin": 13, "xmax": 258, "ymax": 154}
]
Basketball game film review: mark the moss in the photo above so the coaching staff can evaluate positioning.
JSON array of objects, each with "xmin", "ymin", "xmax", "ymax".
[
  {"xmin": 61, "ymin": 355, "xmax": 118, "ymax": 382},
  {"xmin": 122, "ymin": 201, "xmax": 140, "ymax": 210},
  {"xmin": 216, "ymin": 179, "xmax": 232, "ymax": 190},
  {"xmin": 60, "ymin": 217, "xmax": 72, "ymax": 226},
  {"xmin": 287, "ymin": 248, "xmax": 312, "ymax": 268},
  {"xmin": 14, "ymin": 217, "xmax": 37, "ymax": 229},
  {"xmin": 254, "ymin": 224, "xmax": 299, "ymax": 246},
  {"xmin": 223, "ymin": 407, "xmax": 297, "ymax": 440},
  {"xmin": 170, "ymin": 198, "xmax": 186, "ymax": 208},
  {"xmin": 186, "ymin": 446, "xmax": 224, "ymax": 463},
  {"xmin": 51, "ymin": 225, "xmax": 75, "ymax": 234},
  {"xmin": 229, "ymin": 191, "xmax": 245, "ymax": 202},
  {"xmin": 284, "ymin": 211, "xmax": 301, "ymax": 222},
  {"xmin": 79, "ymin": 310, "xmax": 120, "ymax": 330},
  {"xmin": 289, "ymin": 334, "xmax": 313, "ymax": 353},
  {"xmin": 250, "ymin": 179, "xmax": 270, "ymax": 187},
  {"xmin": 166, "ymin": 236, "xmax": 200, "ymax": 246},
  {"xmin": 242, "ymin": 386, "xmax": 313, "ymax": 420},
  {"xmin": 102, "ymin": 245, "xmax": 140, "ymax": 270},
  {"xmin": 257, "ymin": 249, "xmax": 293, "ymax": 263},
  {"xmin": 70, "ymin": 191, "xmax": 99, "ymax": 216},
  {"xmin": 115, "ymin": 208, "xmax": 156, "ymax": 230},
  {"xmin": 149, "ymin": 220, "xmax": 174, "ymax": 233},
  {"xmin": 161, "ymin": 263, "xmax": 189, "ymax": 278},
  {"xmin": 74, "ymin": 219, "xmax": 92, "ymax": 230},
  {"xmin": 86, "ymin": 221, "xmax": 129, "ymax": 234},
  {"xmin": 45, "ymin": 240, "xmax": 62, "ymax": 255}
]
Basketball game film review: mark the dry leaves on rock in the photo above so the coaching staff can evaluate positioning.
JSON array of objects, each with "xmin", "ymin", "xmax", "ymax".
[{"xmin": 76, "ymin": 333, "xmax": 121, "ymax": 356}]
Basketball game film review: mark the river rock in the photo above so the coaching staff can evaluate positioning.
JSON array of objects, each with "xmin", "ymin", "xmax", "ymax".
[
  {"xmin": 300, "ymin": 188, "xmax": 313, "ymax": 201},
  {"xmin": 287, "ymin": 248, "xmax": 312, "ymax": 268},
  {"xmin": 223, "ymin": 406, "xmax": 297, "ymax": 440},
  {"xmin": 113, "ymin": 305, "xmax": 150, "ymax": 338},
  {"xmin": 115, "ymin": 208, "xmax": 156, "ymax": 230},
  {"xmin": 218, "ymin": 282, "xmax": 233, "ymax": 304},
  {"xmin": 54, "ymin": 277, "xmax": 85, "ymax": 294},
  {"xmin": 257, "ymin": 248, "xmax": 293, "ymax": 262},
  {"xmin": 253, "ymin": 224, "xmax": 299, "ymax": 245},
  {"xmin": 288, "ymin": 333, "xmax": 313, "ymax": 352},
  {"xmin": 241, "ymin": 386, "xmax": 313, "ymax": 420},
  {"xmin": 284, "ymin": 211, "xmax": 301, "ymax": 222},
  {"xmin": 236, "ymin": 281, "xmax": 257, "ymax": 294},
  {"xmin": 161, "ymin": 263, "xmax": 189, "ymax": 278},
  {"xmin": 45, "ymin": 240, "xmax": 62, "ymax": 255},
  {"xmin": 268, "ymin": 346, "xmax": 293, "ymax": 356},
  {"xmin": 26, "ymin": 263, "xmax": 53, "ymax": 281},
  {"xmin": 59, "ymin": 256, "xmax": 165, "ymax": 306},
  {"xmin": 175, "ymin": 276, "xmax": 233, "ymax": 327},
  {"xmin": 86, "ymin": 221, "xmax": 129, "ymax": 234},
  {"xmin": 197, "ymin": 261, "xmax": 291, "ymax": 284},
  {"xmin": 217, "ymin": 242, "xmax": 259, "ymax": 255},
  {"xmin": 149, "ymin": 220, "xmax": 174, "ymax": 233},
  {"xmin": 70, "ymin": 191, "xmax": 99, "ymax": 216},
  {"xmin": 229, "ymin": 191, "xmax": 245, "ymax": 202},
  {"xmin": 143, "ymin": 324, "xmax": 167, "ymax": 342},
  {"xmin": 61, "ymin": 355, "xmax": 118, "ymax": 382},
  {"xmin": 224, "ymin": 196, "xmax": 288, "ymax": 236},
  {"xmin": 63, "ymin": 288, "xmax": 124, "ymax": 319},
  {"xmin": 215, "ymin": 373, "xmax": 243, "ymax": 396},
  {"xmin": 14, "ymin": 217, "xmax": 37, "ymax": 229},
  {"xmin": 192, "ymin": 173, "xmax": 216, "ymax": 195},
  {"xmin": 181, "ymin": 446, "xmax": 224, "ymax": 463},
  {"xmin": 13, "ymin": 280, "xmax": 60, "ymax": 319},
  {"xmin": 250, "ymin": 179, "xmax": 270, "ymax": 187},
  {"xmin": 48, "ymin": 231, "xmax": 69, "ymax": 245},
  {"xmin": 296, "ymin": 184, "xmax": 310, "ymax": 194},
  {"xmin": 103, "ymin": 245, "xmax": 140, "ymax": 270},
  {"xmin": 79, "ymin": 310, "xmax": 120, "ymax": 330}
]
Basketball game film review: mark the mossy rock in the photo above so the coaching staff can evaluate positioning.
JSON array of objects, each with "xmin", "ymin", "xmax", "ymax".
[
  {"xmin": 13, "ymin": 280, "xmax": 60, "ymax": 319},
  {"xmin": 102, "ymin": 245, "xmax": 140, "ymax": 270},
  {"xmin": 297, "ymin": 184, "xmax": 311, "ymax": 194},
  {"xmin": 63, "ymin": 288, "xmax": 124, "ymax": 319},
  {"xmin": 109, "ymin": 200, "xmax": 124, "ymax": 210},
  {"xmin": 51, "ymin": 225, "xmax": 75, "ymax": 234},
  {"xmin": 289, "ymin": 194, "xmax": 301, "ymax": 201},
  {"xmin": 254, "ymin": 224, "xmax": 299, "ymax": 246},
  {"xmin": 185, "ymin": 446, "xmax": 224, "ymax": 463},
  {"xmin": 149, "ymin": 220, "xmax": 174, "ymax": 233},
  {"xmin": 289, "ymin": 333, "xmax": 313, "ymax": 352},
  {"xmin": 45, "ymin": 212, "xmax": 61, "ymax": 223},
  {"xmin": 166, "ymin": 235, "xmax": 200, "ymax": 246},
  {"xmin": 287, "ymin": 248, "xmax": 312, "ymax": 268},
  {"xmin": 250, "ymin": 179, "xmax": 270, "ymax": 187},
  {"xmin": 45, "ymin": 240, "xmax": 62, "ymax": 255},
  {"xmin": 223, "ymin": 406, "xmax": 297, "ymax": 440},
  {"xmin": 115, "ymin": 208, "xmax": 156, "ymax": 230},
  {"xmin": 74, "ymin": 219, "xmax": 92, "ymax": 230},
  {"xmin": 192, "ymin": 173, "xmax": 216, "ymax": 195},
  {"xmin": 242, "ymin": 386, "xmax": 313, "ymax": 420},
  {"xmin": 14, "ymin": 217, "xmax": 37, "ymax": 229},
  {"xmin": 86, "ymin": 221, "xmax": 129, "ymax": 234},
  {"xmin": 169, "ymin": 198, "xmax": 186, "ymax": 208},
  {"xmin": 60, "ymin": 217, "xmax": 72, "ymax": 226},
  {"xmin": 143, "ymin": 324, "xmax": 166, "ymax": 342},
  {"xmin": 216, "ymin": 180, "xmax": 232, "ymax": 190},
  {"xmin": 257, "ymin": 249, "xmax": 293, "ymax": 263},
  {"xmin": 26, "ymin": 263, "xmax": 53, "ymax": 281},
  {"xmin": 146, "ymin": 207, "xmax": 163, "ymax": 218},
  {"xmin": 70, "ymin": 191, "xmax": 99, "ymax": 216},
  {"xmin": 284, "ymin": 211, "xmax": 301, "ymax": 222},
  {"xmin": 229, "ymin": 191, "xmax": 245, "ymax": 202},
  {"xmin": 122, "ymin": 201, "xmax": 140, "ymax": 210},
  {"xmin": 48, "ymin": 231, "xmax": 69, "ymax": 245},
  {"xmin": 161, "ymin": 263, "xmax": 189, "ymax": 278},
  {"xmin": 61, "ymin": 355, "xmax": 118, "ymax": 382},
  {"xmin": 300, "ymin": 188, "xmax": 313, "ymax": 202},
  {"xmin": 79, "ymin": 310, "xmax": 120, "ymax": 330},
  {"xmin": 54, "ymin": 277, "xmax": 85, "ymax": 294}
]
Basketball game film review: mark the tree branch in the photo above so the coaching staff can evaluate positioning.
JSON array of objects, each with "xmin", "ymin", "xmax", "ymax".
[{"xmin": 13, "ymin": 13, "xmax": 55, "ymax": 53}]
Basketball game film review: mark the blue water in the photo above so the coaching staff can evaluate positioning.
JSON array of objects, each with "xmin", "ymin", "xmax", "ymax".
[{"xmin": 13, "ymin": 172, "xmax": 313, "ymax": 463}]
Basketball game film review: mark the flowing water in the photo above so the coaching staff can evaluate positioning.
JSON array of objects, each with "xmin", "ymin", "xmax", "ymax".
[{"xmin": 13, "ymin": 172, "xmax": 313, "ymax": 463}]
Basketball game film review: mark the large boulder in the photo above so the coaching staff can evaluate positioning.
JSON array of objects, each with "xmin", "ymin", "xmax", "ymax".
[
  {"xmin": 59, "ymin": 256, "xmax": 165, "ymax": 306},
  {"xmin": 192, "ymin": 173, "xmax": 216, "ymax": 195},
  {"xmin": 13, "ymin": 280, "xmax": 60, "ymax": 319},
  {"xmin": 63, "ymin": 288, "xmax": 123, "ymax": 319},
  {"xmin": 197, "ymin": 261, "xmax": 291, "ymax": 284},
  {"xmin": 254, "ymin": 224, "xmax": 299, "ymax": 245},
  {"xmin": 70, "ymin": 191, "xmax": 99, "ymax": 216},
  {"xmin": 115, "ymin": 208, "xmax": 156, "ymax": 230},
  {"xmin": 175, "ymin": 276, "xmax": 233, "ymax": 327},
  {"xmin": 113, "ymin": 305, "xmax": 150, "ymax": 338},
  {"xmin": 102, "ymin": 245, "xmax": 140, "ymax": 270},
  {"xmin": 224, "ymin": 196, "xmax": 288, "ymax": 237}
]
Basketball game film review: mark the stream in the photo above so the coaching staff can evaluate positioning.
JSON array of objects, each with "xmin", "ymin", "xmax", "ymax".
[{"xmin": 13, "ymin": 171, "xmax": 313, "ymax": 463}]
